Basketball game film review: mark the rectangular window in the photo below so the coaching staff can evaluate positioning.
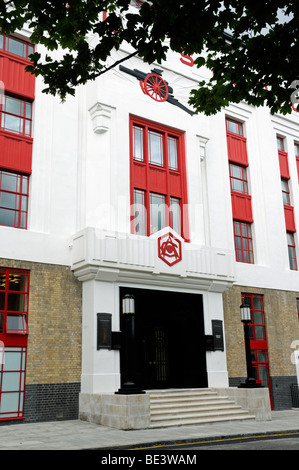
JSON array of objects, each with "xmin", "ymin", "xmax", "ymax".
[
  {"xmin": 0, "ymin": 170, "xmax": 29, "ymax": 229},
  {"xmin": 287, "ymin": 232, "xmax": 298, "ymax": 270},
  {"xmin": 0, "ymin": 268, "xmax": 29, "ymax": 421},
  {"xmin": 0, "ymin": 346, "xmax": 27, "ymax": 420},
  {"xmin": 229, "ymin": 163, "xmax": 248, "ymax": 194},
  {"xmin": 148, "ymin": 129, "xmax": 164, "ymax": 167},
  {"xmin": 132, "ymin": 125, "xmax": 144, "ymax": 162},
  {"xmin": 150, "ymin": 192, "xmax": 166, "ymax": 234},
  {"xmin": 281, "ymin": 179, "xmax": 291, "ymax": 205},
  {"xmin": 170, "ymin": 197, "xmax": 181, "ymax": 235},
  {"xmin": 226, "ymin": 118, "xmax": 243, "ymax": 136},
  {"xmin": 0, "ymin": 34, "xmax": 34, "ymax": 61},
  {"xmin": 133, "ymin": 189, "xmax": 146, "ymax": 235},
  {"xmin": 0, "ymin": 269, "xmax": 29, "ymax": 335},
  {"xmin": 130, "ymin": 117, "xmax": 188, "ymax": 240},
  {"xmin": 277, "ymin": 136, "xmax": 285, "ymax": 151},
  {"xmin": 233, "ymin": 221, "xmax": 254, "ymax": 263},
  {"xmin": 0, "ymin": 95, "xmax": 32, "ymax": 137},
  {"xmin": 168, "ymin": 136, "xmax": 178, "ymax": 171}
]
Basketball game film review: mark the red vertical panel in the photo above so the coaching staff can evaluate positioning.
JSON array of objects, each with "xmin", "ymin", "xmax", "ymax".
[
  {"xmin": 278, "ymin": 150, "xmax": 290, "ymax": 179},
  {"xmin": 0, "ymin": 55, "xmax": 35, "ymax": 100},
  {"xmin": 231, "ymin": 193, "xmax": 253, "ymax": 222},
  {"xmin": 227, "ymin": 134, "xmax": 248, "ymax": 165},
  {"xmin": 284, "ymin": 205, "xmax": 296, "ymax": 232},
  {"xmin": 0, "ymin": 132, "xmax": 33, "ymax": 174}
]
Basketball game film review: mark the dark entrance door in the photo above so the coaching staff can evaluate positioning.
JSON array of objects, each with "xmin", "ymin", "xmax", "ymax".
[{"xmin": 119, "ymin": 287, "xmax": 207, "ymax": 390}]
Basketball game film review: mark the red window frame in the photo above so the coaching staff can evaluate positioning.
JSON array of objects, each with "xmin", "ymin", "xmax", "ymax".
[
  {"xmin": 0, "ymin": 94, "xmax": 33, "ymax": 138},
  {"xmin": 226, "ymin": 118, "xmax": 243, "ymax": 136},
  {"xmin": 281, "ymin": 178, "xmax": 291, "ymax": 206},
  {"xmin": 0, "ymin": 34, "xmax": 34, "ymax": 61},
  {"xmin": 130, "ymin": 116, "xmax": 189, "ymax": 241},
  {"xmin": 277, "ymin": 136, "xmax": 285, "ymax": 151},
  {"xmin": 287, "ymin": 232, "xmax": 298, "ymax": 271},
  {"xmin": 241, "ymin": 293, "xmax": 273, "ymax": 407},
  {"xmin": 0, "ymin": 170, "xmax": 29, "ymax": 229},
  {"xmin": 233, "ymin": 220, "xmax": 254, "ymax": 264},
  {"xmin": 0, "ymin": 268, "xmax": 29, "ymax": 421},
  {"xmin": 229, "ymin": 163, "xmax": 249, "ymax": 194},
  {"xmin": 0, "ymin": 268, "xmax": 30, "ymax": 336},
  {"xmin": 296, "ymin": 298, "xmax": 299, "ymax": 321}
]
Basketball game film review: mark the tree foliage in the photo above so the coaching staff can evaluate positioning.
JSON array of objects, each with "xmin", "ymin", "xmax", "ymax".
[{"xmin": 1, "ymin": 0, "xmax": 299, "ymax": 115}]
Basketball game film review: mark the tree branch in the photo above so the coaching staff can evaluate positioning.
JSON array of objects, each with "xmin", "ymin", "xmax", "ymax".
[{"xmin": 74, "ymin": 50, "xmax": 139, "ymax": 86}]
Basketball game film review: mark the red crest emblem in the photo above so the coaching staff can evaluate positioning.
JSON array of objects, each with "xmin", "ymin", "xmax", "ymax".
[{"xmin": 158, "ymin": 232, "xmax": 182, "ymax": 267}]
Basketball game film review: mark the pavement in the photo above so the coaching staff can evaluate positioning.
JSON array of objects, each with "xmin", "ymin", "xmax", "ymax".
[{"xmin": 0, "ymin": 409, "xmax": 299, "ymax": 450}]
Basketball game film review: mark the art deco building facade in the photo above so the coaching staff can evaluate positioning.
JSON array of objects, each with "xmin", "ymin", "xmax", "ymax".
[{"xmin": 0, "ymin": 11, "xmax": 299, "ymax": 424}]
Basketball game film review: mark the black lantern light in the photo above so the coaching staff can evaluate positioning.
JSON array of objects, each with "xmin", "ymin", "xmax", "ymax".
[{"xmin": 116, "ymin": 294, "xmax": 144, "ymax": 395}]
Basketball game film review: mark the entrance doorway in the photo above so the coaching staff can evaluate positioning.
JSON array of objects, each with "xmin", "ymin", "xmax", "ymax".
[{"xmin": 119, "ymin": 287, "xmax": 208, "ymax": 390}]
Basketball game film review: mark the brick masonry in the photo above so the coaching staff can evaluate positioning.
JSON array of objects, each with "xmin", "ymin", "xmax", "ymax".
[
  {"xmin": 223, "ymin": 285, "xmax": 299, "ymax": 409},
  {"xmin": 0, "ymin": 258, "xmax": 82, "ymax": 422}
]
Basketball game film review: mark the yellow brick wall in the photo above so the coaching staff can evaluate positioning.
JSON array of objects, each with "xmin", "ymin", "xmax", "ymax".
[
  {"xmin": 223, "ymin": 285, "xmax": 299, "ymax": 379},
  {"xmin": 0, "ymin": 258, "xmax": 82, "ymax": 385}
]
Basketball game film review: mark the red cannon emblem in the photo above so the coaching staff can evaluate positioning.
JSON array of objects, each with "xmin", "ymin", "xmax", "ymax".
[{"xmin": 158, "ymin": 232, "xmax": 182, "ymax": 267}]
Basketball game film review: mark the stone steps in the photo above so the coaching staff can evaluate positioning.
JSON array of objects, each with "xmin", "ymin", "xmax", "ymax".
[{"xmin": 147, "ymin": 388, "xmax": 256, "ymax": 428}]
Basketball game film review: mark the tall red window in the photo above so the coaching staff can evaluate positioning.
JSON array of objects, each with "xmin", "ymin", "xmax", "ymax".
[
  {"xmin": 241, "ymin": 293, "xmax": 272, "ymax": 408},
  {"xmin": 287, "ymin": 232, "xmax": 298, "ymax": 270},
  {"xmin": 229, "ymin": 163, "xmax": 248, "ymax": 194},
  {"xmin": 281, "ymin": 179, "xmax": 291, "ymax": 205},
  {"xmin": 0, "ymin": 95, "xmax": 32, "ymax": 137},
  {"xmin": 233, "ymin": 221, "xmax": 254, "ymax": 264},
  {"xmin": 0, "ymin": 268, "xmax": 29, "ymax": 420},
  {"xmin": 130, "ymin": 116, "xmax": 188, "ymax": 240},
  {"xmin": 0, "ymin": 170, "xmax": 29, "ymax": 229}
]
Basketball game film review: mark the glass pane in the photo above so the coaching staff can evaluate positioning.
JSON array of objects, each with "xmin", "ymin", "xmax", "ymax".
[
  {"xmin": 149, "ymin": 130, "xmax": 163, "ymax": 166},
  {"xmin": 150, "ymin": 193, "xmax": 166, "ymax": 234},
  {"xmin": 133, "ymin": 125, "xmax": 144, "ymax": 161},
  {"xmin": 7, "ymin": 293, "xmax": 27, "ymax": 312},
  {"xmin": 255, "ymin": 325, "xmax": 265, "ymax": 339},
  {"xmin": 253, "ymin": 311, "xmax": 263, "ymax": 324},
  {"xmin": 257, "ymin": 351, "xmax": 268, "ymax": 362},
  {"xmin": 0, "ymin": 270, "xmax": 6, "ymax": 289},
  {"xmin": 8, "ymin": 272, "xmax": 27, "ymax": 292},
  {"xmin": 4, "ymin": 96, "xmax": 22, "ymax": 116},
  {"xmin": 227, "ymin": 119, "xmax": 242, "ymax": 136},
  {"xmin": 2, "ymin": 114, "xmax": 22, "ymax": 134},
  {"xmin": 2, "ymin": 371, "xmax": 21, "ymax": 391},
  {"xmin": 0, "ymin": 191, "xmax": 17, "ymax": 210},
  {"xmin": 170, "ymin": 197, "xmax": 181, "ymax": 235},
  {"xmin": 21, "ymin": 196, "xmax": 28, "ymax": 211},
  {"xmin": 234, "ymin": 222, "xmax": 240, "ymax": 235},
  {"xmin": 5, "ymin": 37, "xmax": 25, "ymax": 58},
  {"xmin": 0, "ymin": 392, "xmax": 20, "ymax": 413},
  {"xmin": 3, "ymin": 349, "xmax": 22, "ymax": 371},
  {"xmin": 24, "ymin": 119, "xmax": 31, "ymax": 136},
  {"xmin": 253, "ymin": 296, "xmax": 262, "ymax": 310},
  {"xmin": 0, "ymin": 34, "xmax": 3, "ymax": 50},
  {"xmin": 28, "ymin": 44, "xmax": 34, "ymax": 56},
  {"xmin": 0, "ymin": 208, "xmax": 16, "ymax": 227},
  {"xmin": 168, "ymin": 136, "xmax": 178, "ymax": 170},
  {"xmin": 134, "ymin": 189, "xmax": 146, "ymax": 235},
  {"xmin": 25, "ymin": 102, "xmax": 32, "ymax": 118},
  {"xmin": 6, "ymin": 314, "xmax": 27, "ymax": 333},
  {"xmin": 21, "ymin": 176, "xmax": 29, "ymax": 194},
  {"xmin": 231, "ymin": 178, "xmax": 243, "ymax": 193},
  {"xmin": 1, "ymin": 172, "xmax": 18, "ymax": 192}
]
